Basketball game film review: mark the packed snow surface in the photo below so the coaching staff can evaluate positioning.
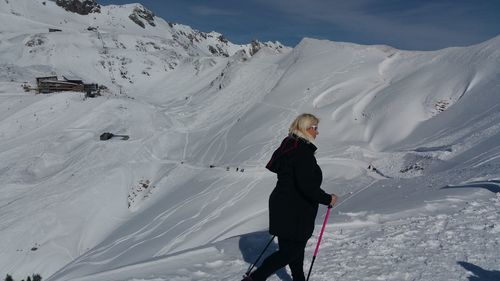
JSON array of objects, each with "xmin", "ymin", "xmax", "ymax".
[{"xmin": 0, "ymin": 1, "xmax": 499, "ymax": 280}]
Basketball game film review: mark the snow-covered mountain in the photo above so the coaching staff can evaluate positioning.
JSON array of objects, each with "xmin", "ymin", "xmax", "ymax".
[
  {"xmin": 0, "ymin": 0, "xmax": 285, "ymax": 93},
  {"xmin": 1, "ymin": 0, "xmax": 499, "ymax": 280}
]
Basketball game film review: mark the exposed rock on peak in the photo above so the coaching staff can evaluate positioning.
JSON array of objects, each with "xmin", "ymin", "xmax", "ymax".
[
  {"xmin": 249, "ymin": 40, "xmax": 285, "ymax": 56},
  {"xmin": 129, "ymin": 6, "xmax": 156, "ymax": 28},
  {"xmin": 55, "ymin": 0, "xmax": 101, "ymax": 15}
]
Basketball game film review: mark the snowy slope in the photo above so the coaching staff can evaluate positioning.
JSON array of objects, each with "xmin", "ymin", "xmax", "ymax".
[{"xmin": 1, "ymin": 1, "xmax": 499, "ymax": 280}]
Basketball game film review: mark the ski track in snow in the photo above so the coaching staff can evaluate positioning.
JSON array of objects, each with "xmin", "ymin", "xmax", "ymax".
[
  {"xmin": 157, "ymin": 176, "xmax": 262, "ymax": 255},
  {"xmin": 52, "ymin": 168, "xmax": 267, "ymax": 277}
]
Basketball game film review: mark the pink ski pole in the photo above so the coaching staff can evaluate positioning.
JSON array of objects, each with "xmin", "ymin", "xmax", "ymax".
[{"xmin": 306, "ymin": 205, "xmax": 332, "ymax": 281}]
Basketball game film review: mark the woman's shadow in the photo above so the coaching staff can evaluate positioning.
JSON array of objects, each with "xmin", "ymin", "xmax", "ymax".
[
  {"xmin": 239, "ymin": 231, "xmax": 292, "ymax": 281},
  {"xmin": 458, "ymin": 261, "xmax": 500, "ymax": 280}
]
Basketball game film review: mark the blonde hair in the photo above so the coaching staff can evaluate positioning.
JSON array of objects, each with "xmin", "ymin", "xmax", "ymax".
[{"xmin": 288, "ymin": 113, "xmax": 319, "ymax": 143}]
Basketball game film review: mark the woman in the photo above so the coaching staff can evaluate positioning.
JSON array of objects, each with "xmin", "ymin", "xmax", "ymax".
[{"xmin": 243, "ymin": 113, "xmax": 337, "ymax": 281}]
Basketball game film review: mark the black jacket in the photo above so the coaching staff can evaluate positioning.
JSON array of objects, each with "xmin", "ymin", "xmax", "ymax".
[{"xmin": 266, "ymin": 134, "xmax": 331, "ymax": 241}]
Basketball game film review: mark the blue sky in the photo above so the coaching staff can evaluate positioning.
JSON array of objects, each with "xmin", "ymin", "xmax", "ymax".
[{"xmin": 99, "ymin": 0, "xmax": 500, "ymax": 50}]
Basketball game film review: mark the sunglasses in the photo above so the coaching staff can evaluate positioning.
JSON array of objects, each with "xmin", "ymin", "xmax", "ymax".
[{"xmin": 310, "ymin": 125, "xmax": 318, "ymax": 131}]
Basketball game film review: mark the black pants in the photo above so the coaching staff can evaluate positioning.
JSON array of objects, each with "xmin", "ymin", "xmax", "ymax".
[{"xmin": 250, "ymin": 237, "xmax": 308, "ymax": 281}]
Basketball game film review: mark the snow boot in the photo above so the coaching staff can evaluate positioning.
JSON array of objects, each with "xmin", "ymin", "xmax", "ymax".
[{"xmin": 241, "ymin": 275, "xmax": 253, "ymax": 281}]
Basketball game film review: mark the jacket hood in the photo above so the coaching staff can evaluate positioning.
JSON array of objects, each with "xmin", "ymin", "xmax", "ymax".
[{"xmin": 266, "ymin": 134, "xmax": 317, "ymax": 173}]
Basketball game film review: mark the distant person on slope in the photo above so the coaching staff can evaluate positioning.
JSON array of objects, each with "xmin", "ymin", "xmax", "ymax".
[{"xmin": 243, "ymin": 113, "xmax": 337, "ymax": 281}]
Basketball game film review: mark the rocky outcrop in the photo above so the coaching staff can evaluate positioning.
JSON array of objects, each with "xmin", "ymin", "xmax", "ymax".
[
  {"xmin": 249, "ymin": 40, "xmax": 261, "ymax": 56},
  {"xmin": 249, "ymin": 40, "xmax": 285, "ymax": 56},
  {"xmin": 55, "ymin": 0, "xmax": 101, "ymax": 15},
  {"xmin": 129, "ymin": 6, "xmax": 156, "ymax": 28},
  {"xmin": 208, "ymin": 45, "xmax": 229, "ymax": 57}
]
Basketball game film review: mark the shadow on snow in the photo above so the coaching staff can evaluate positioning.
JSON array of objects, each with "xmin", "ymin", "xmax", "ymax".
[
  {"xmin": 441, "ymin": 180, "xmax": 500, "ymax": 193},
  {"xmin": 239, "ymin": 231, "xmax": 292, "ymax": 281},
  {"xmin": 458, "ymin": 261, "xmax": 500, "ymax": 281}
]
